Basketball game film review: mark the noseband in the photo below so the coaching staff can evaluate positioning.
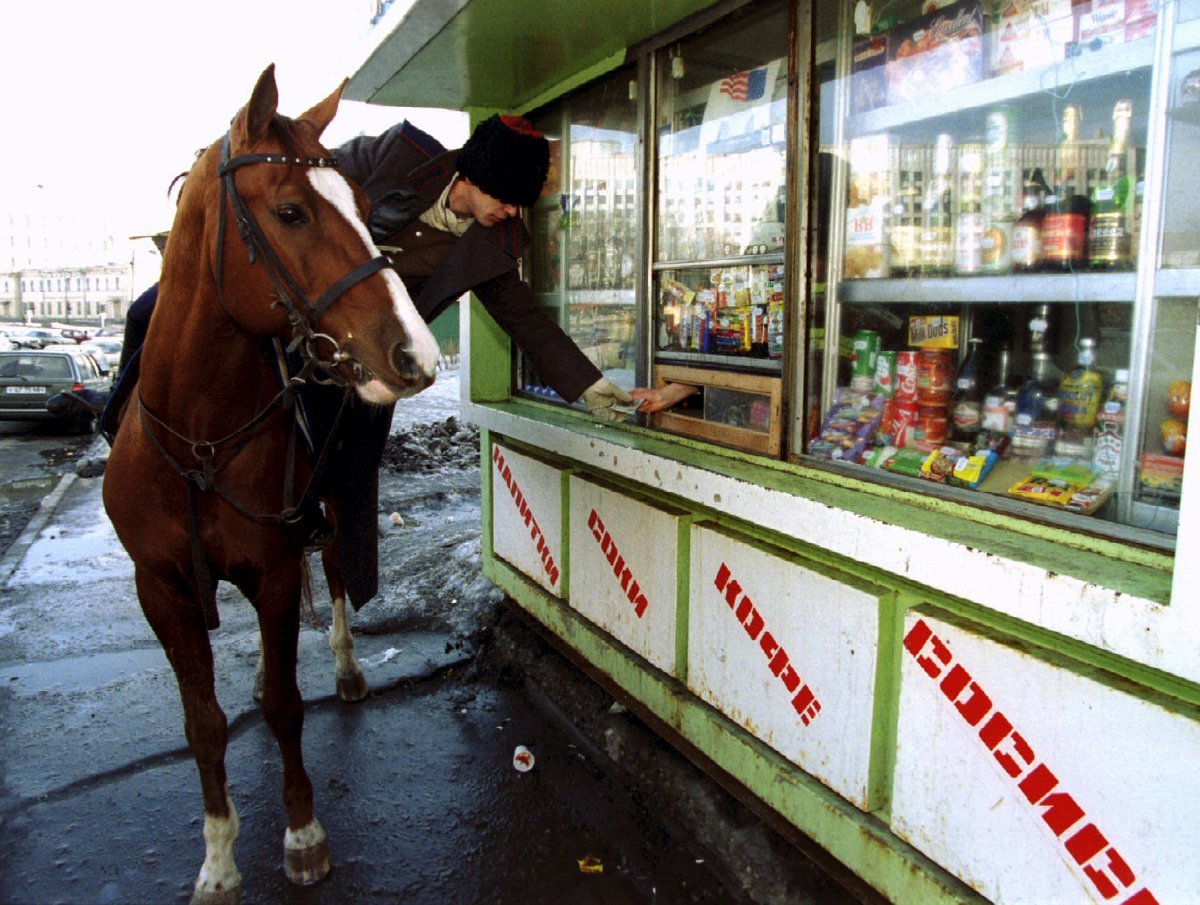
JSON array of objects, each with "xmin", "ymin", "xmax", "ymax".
[{"xmin": 215, "ymin": 131, "xmax": 391, "ymax": 387}]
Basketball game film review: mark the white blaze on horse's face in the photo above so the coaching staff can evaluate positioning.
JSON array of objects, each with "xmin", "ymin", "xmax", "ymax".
[{"xmin": 306, "ymin": 168, "xmax": 440, "ymax": 402}]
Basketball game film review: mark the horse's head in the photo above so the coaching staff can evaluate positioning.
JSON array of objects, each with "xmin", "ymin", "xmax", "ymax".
[{"xmin": 185, "ymin": 64, "xmax": 438, "ymax": 403}]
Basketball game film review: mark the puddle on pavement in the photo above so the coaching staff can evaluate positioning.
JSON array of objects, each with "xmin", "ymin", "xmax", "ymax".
[{"xmin": 0, "ymin": 476, "xmax": 57, "ymax": 503}]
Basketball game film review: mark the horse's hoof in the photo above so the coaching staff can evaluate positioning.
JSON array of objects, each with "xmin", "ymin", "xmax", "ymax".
[
  {"xmin": 284, "ymin": 838, "xmax": 332, "ymax": 886},
  {"xmin": 190, "ymin": 884, "xmax": 240, "ymax": 905},
  {"xmin": 336, "ymin": 671, "xmax": 369, "ymax": 703}
]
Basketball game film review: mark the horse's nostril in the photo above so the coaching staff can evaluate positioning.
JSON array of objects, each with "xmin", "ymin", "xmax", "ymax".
[{"xmin": 390, "ymin": 344, "xmax": 424, "ymax": 384}]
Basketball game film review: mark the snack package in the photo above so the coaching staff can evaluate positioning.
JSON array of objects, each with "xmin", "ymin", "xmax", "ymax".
[
  {"xmin": 949, "ymin": 447, "xmax": 999, "ymax": 488},
  {"xmin": 886, "ymin": 0, "xmax": 984, "ymax": 105},
  {"xmin": 809, "ymin": 389, "xmax": 886, "ymax": 463},
  {"xmin": 882, "ymin": 446, "xmax": 929, "ymax": 477},
  {"xmin": 920, "ymin": 447, "xmax": 965, "ymax": 483}
]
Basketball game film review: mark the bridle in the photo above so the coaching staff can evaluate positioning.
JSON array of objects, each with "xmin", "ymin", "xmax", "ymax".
[
  {"xmin": 136, "ymin": 129, "xmax": 398, "ymax": 628},
  {"xmin": 214, "ymin": 131, "xmax": 390, "ymax": 388}
]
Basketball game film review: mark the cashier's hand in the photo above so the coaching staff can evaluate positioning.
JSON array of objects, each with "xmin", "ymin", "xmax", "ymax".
[
  {"xmin": 630, "ymin": 383, "xmax": 699, "ymax": 414},
  {"xmin": 581, "ymin": 377, "xmax": 635, "ymax": 421}
]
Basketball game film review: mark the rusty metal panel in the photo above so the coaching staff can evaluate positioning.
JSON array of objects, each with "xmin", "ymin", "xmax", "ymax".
[
  {"xmin": 568, "ymin": 477, "xmax": 683, "ymax": 676},
  {"xmin": 490, "ymin": 444, "xmax": 563, "ymax": 597},
  {"xmin": 893, "ymin": 612, "xmax": 1197, "ymax": 903},
  {"xmin": 688, "ymin": 525, "xmax": 880, "ymax": 809}
]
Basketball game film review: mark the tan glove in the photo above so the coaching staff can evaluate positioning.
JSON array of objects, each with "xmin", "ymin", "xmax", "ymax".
[{"xmin": 581, "ymin": 377, "xmax": 635, "ymax": 421}]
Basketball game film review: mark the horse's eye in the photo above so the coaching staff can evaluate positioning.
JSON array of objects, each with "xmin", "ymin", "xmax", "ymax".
[{"xmin": 275, "ymin": 204, "xmax": 309, "ymax": 226}]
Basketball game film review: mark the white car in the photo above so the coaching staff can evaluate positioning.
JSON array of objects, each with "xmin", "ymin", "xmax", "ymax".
[{"xmin": 0, "ymin": 332, "xmax": 13, "ymax": 352}]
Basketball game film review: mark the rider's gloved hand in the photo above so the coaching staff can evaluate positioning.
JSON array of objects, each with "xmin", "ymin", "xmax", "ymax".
[{"xmin": 581, "ymin": 377, "xmax": 635, "ymax": 421}]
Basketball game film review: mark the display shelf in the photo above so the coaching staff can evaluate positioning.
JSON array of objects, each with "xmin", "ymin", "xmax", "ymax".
[
  {"xmin": 839, "ymin": 272, "xmax": 1138, "ymax": 305},
  {"xmin": 846, "ymin": 36, "xmax": 1155, "ymax": 137},
  {"xmin": 652, "ymin": 253, "xmax": 786, "ymax": 271},
  {"xmin": 655, "ymin": 350, "xmax": 783, "ymax": 372}
]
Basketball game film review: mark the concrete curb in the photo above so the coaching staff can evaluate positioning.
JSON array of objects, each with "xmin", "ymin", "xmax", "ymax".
[{"xmin": 0, "ymin": 434, "xmax": 107, "ymax": 588}]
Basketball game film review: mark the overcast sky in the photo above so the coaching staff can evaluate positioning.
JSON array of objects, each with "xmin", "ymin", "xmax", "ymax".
[{"xmin": 0, "ymin": 1, "xmax": 466, "ymax": 238}]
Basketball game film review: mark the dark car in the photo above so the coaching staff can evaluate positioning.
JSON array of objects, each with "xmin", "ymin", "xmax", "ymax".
[{"xmin": 0, "ymin": 349, "xmax": 110, "ymax": 431}]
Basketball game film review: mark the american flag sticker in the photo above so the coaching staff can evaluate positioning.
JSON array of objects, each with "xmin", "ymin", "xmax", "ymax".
[{"xmin": 719, "ymin": 67, "xmax": 769, "ymax": 102}]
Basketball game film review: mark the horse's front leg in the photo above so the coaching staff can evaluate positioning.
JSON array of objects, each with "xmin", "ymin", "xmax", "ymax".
[
  {"xmin": 254, "ymin": 563, "xmax": 331, "ymax": 886},
  {"xmin": 134, "ymin": 567, "xmax": 241, "ymax": 905},
  {"xmin": 322, "ymin": 541, "xmax": 368, "ymax": 702}
]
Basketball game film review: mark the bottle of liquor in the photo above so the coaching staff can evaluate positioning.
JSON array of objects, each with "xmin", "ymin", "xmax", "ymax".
[
  {"xmin": 1056, "ymin": 338, "xmax": 1104, "ymax": 462},
  {"xmin": 955, "ymin": 141, "xmax": 985, "ymax": 275},
  {"xmin": 1012, "ymin": 168, "xmax": 1050, "ymax": 273},
  {"xmin": 1043, "ymin": 105, "xmax": 1091, "ymax": 272},
  {"xmin": 951, "ymin": 337, "xmax": 985, "ymax": 444},
  {"xmin": 919, "ymin": 134, "xmax": 955, "ymax": 276},
  {"xmin": 1092, "ymin": 368, "xmax": 1129, "ymax": 478},
  {"xmin": 1013, "ymin": 305, "xmax": 1061, "ymax": 456},
  {"xmin": 982, "ymin": 344, "xmax": 1019, "ymax": 435},
  {"xmin": 1088, "ymin": 99, "xmax": 1134, "ymax": 270}
]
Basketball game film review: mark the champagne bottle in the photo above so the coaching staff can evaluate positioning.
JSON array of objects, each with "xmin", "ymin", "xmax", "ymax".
[
  {"xmin": 1043, "ymin": 105, "xmax": 1091, "ymax": 272},
  {"xmin": 1087, "ymin": 99, "xmax": 1134, "ymax": 270}
]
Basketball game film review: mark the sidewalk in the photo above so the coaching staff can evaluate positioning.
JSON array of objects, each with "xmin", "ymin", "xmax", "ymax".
[{"xmin": 0, "ymin": 443, "xmax": 756, "ymax": 904}]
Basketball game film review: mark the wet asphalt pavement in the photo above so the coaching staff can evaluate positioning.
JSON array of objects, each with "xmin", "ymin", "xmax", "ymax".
[
  {"xmin": 0, "ymin": 370, "xmax": 860, "ymax": 905},
  {"xmin": 0, "ymin": 425, "xmax": 752, "ymax": 904}
]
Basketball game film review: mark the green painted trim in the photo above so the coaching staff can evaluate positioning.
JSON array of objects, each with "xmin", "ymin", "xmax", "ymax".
[
  {"xmin": 868, "ymin": 591, "xmax": 906, "ymax": 821},
  {"xmin": 467, "ymin": 295, "xmax": 511, "ymax": 403},
  {"xmin": 907, "ymin": 601, "xmax": 1200, "ymax": 719},
  {"xmin": 490, "ymin": 557, "xmax": 987, "ymax": 905},
  {"xmin": 480, "ymin": 429, "xmax": 496, "ymax": 573},
  {"xmin": 488, "ymin": 421, "xmax": 1198, "ymax": 705},
  {"xmin": 559, "ymin": 468, "xmax": 572, "ymax": 602},
  {"xmin": 516, "ymin": 49, "xmax": 629, "ymax": 116},
  {"xmin": 675, "ymin": 514, "xmax": 692, "ymax": 684},
  {"xmin": 496, "ymin": 398, "xmax": 1173, "ymax": 598}
]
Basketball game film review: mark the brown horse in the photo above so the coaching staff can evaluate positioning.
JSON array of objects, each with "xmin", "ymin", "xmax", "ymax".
[{"xmin": 102, "ymin": 65, "xmax": 439, "ymax": 903}]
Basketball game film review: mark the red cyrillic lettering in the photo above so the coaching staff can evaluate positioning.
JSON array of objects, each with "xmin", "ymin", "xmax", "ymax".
[
  {"xmin": 940, "ymin": 663, "xmax": 970, "ymax": 699},
  {"xmin": 953, "ymin": 680, "xmax": 992, "ymax": 726},
  {"xmin": 1065, "ymin": 824, "xmax": 1108, "ymax": 865},
  {"xmin": 714, "ymin": 563, "xmax": 731, "ymax": 593},
  {"xmin": 588, "ymin": 509, "xmax": 604, "ymax": 541},
  {"xmin": 1082, "ymin": 845, "xmax": 1136, "ymax": 900},
  {"xmin": 777, "ymin": 659, "xmax": 801, "ymax": 693},
  {"xmin": 1038, "ymin": 792, "xmax": 1086, "ymax": 838},
  {"xmin": 979, "ymin": 711, "xmax": 1012, "ymax": 749},
  {"xmin": 992, "ymin": 729, "xmax": 1035, "ymax": 779},
  {"xmin": 760, "ymin": 631, "xmax": 780, "ymax": 661},
  {"xmin": 722, "ymin": 579, "xmax": 743, "ymax": 609},
  {"xmin": 904, "ymin": 619, "xmax": 951, "ymax": 679},
  {"xmin": 1019, "ymin": 763, "xmax": 1058, "ymax": 804},
  {"xmin": 632, "ymin": 594, "xmax": 648, "ymax": 618}
]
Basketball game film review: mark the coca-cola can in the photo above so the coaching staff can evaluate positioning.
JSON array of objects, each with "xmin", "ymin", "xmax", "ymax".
[
  {"xmin": 891, "ymin": 401, "xmax": 920, "ymax": 447},
  {"xmin": 895, "ymin": 351, "xmax": 919, "ymax": 403}
]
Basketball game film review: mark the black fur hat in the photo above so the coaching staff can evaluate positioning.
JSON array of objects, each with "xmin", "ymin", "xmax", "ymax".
[{"xmin": 457, "ymin": 114, "xmax": 549, "ymax": 207}]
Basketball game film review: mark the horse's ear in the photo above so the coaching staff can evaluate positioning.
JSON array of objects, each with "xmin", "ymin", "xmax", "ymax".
[
  {"xmin": 235, "ymin": 64, "xmax": 279, "ymax": 149},
  {"xmin": 298, "ymin": 79, "xmax": 346, "ymax": 139}
]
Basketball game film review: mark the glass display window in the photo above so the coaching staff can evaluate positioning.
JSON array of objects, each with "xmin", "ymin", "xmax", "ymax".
[
  {"xmin": 522, "ymin": 66, "xmax": 640, "ymax": 401},
  {"xmin": 807, "ymin": 0, "xmax": 1196, "ymax": 541}
]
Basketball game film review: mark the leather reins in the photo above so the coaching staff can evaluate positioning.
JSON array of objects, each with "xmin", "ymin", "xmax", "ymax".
[{"xmin": 137, "ymin": 129, "xmax": 393, "ymax": 629}]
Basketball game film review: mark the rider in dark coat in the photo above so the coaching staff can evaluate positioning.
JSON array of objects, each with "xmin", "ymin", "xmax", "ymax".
[{"xmin": 102, "ymin": 114, "xmax": 633, "ymax": 609}]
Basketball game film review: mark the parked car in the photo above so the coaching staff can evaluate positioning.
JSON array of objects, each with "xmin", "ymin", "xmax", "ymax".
[
  {"xmin": 60, "ymin": 328, "xmax": 93, "ymax": 344},
  {"xmin": 94, "ymin": 326, "xmax": 124, "ymax": 338},
  {"xmin": 88, "ymin": 338, "xmax": 124, "ymax": 374},
  {"xmin": 13, "ymin": 329, "xmax": 58, "ymax": 350},
  {"xmin": 0, "ymin": 348, "xmax": 110, "ymax": 431},
  {"xmin": 44, "ymin": 342, "xmax": 111, "ymax": 376},
  {"xmin": 0, "ymin": 332, "xmax": 13, "ymax": 352}
]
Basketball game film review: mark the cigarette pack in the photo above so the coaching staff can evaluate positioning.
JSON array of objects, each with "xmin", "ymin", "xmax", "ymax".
[{"xmin": 985, "ymin": 0, "xmax": 1074, "ymax": 76}]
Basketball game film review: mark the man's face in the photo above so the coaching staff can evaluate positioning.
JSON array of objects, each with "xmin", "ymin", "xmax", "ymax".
[{"xmin": 452, "ymin": 178, "xmax": 520, "ymax": 227}]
